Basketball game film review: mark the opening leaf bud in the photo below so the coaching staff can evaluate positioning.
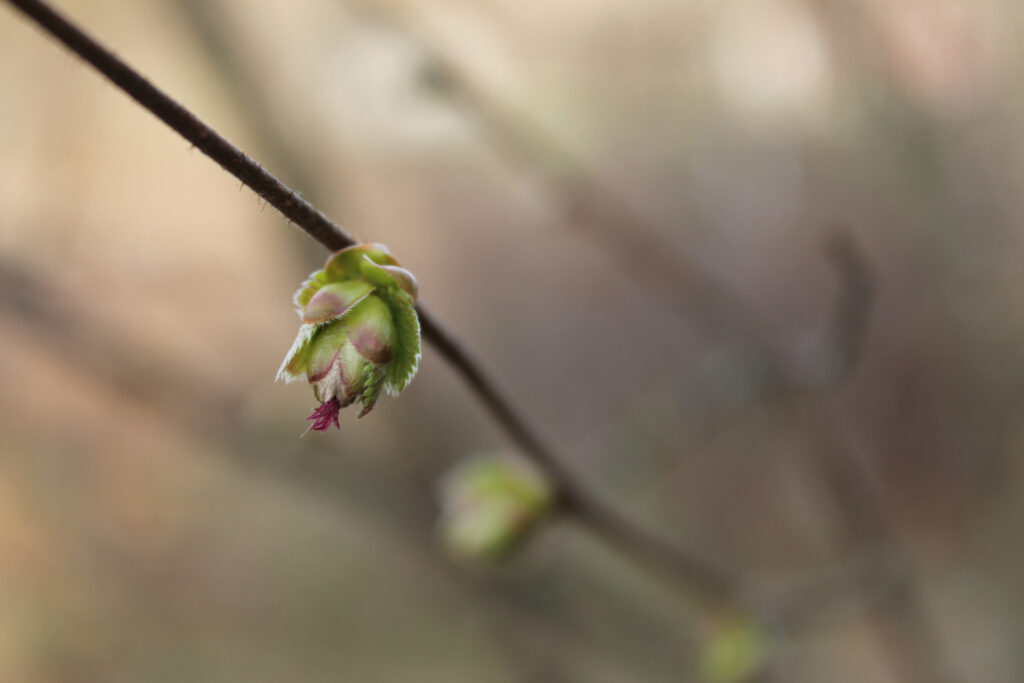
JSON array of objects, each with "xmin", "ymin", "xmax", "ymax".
[{"xmin": 277, "ymin": 243, "xmax": 421, "ymax": 430}]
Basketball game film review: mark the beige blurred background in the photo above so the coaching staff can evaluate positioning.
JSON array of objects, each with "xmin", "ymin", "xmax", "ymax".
[{"xmin": 2, "ymin": 0, "xmax": 1024, "ymax": 681}]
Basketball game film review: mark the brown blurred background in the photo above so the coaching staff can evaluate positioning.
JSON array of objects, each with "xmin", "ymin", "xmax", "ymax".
[{"xmin": 2, "ymin": 0, "xmax": 1024, "ymax": 681}]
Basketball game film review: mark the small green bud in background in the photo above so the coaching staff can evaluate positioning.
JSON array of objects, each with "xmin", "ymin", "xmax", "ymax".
[
  {"xmin": 438, "ymin": 453, "xmax": 555, "ymax": 563},
  {"xmin": 278, "ymin": 244, "xmax": 421, "ymax": 430},
  {"xmin": 699, "ymin": 616, "xmax": 770, "ymax": 683}
]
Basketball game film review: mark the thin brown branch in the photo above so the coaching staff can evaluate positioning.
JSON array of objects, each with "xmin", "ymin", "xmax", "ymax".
[
  {"xmin": 2, "ymin": 0, "xmax": 750, "ymax": 616},
  {"xmin": 5, "ymin": 6, "xmax": 948, "ymax": 680}
]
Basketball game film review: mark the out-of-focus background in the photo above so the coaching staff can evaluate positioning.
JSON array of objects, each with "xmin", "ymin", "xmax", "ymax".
[{"xmin": 2, "ymin": 0, "xmax": 1023, "ymax": 681}]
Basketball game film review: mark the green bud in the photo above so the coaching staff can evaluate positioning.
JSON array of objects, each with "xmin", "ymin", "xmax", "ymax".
[
  {"xmin": 699, "ymin": 617, "xmax": 770, "ymax": 683},
  {"xmin": 278, "ymin": 243, "xmax": 421, "ymax": 430},
  {"xmin": 438, "ymin": 453, "xmax": 555, "ymax": 563}
]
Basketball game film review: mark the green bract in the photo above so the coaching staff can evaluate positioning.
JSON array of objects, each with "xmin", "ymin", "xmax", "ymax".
[{"xmin": 277, "ymin": 243, "xmax": 421, "ymax": 430}]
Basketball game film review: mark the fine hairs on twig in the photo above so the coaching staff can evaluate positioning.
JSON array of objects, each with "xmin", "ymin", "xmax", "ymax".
[{"xmin": 2, "ymin": 0, "xmax": 750, "ymax": 615}]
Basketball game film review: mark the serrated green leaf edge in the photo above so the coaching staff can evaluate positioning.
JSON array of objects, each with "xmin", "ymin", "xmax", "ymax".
[
  {"xmin": 276, "ymin": 321, "xmax": 324, "ymax": 382},
  {"xmin": 379, "ymin": 286, "xmax": 421, "ymax": 395}
]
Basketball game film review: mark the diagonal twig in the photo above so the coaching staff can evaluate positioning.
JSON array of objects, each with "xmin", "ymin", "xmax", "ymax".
[{"xmin": 2, "ymin": 0, "xmax": 750, "ymax": 615}]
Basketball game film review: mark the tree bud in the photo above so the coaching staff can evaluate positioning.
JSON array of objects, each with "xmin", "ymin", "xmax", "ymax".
[{"xmin": 278, "ymin": 244, "xmax": 421, "ymax": 430}]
